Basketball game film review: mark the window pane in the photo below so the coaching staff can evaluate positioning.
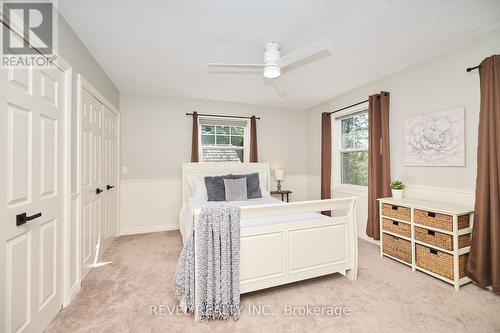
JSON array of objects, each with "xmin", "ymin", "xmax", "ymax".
[
  {"xmin": 201, "ymin": 125, "xmax": 215, "ymax": 135},
  {"xmin": 231, "ymin": 126, "xmax": 244, "ymax": 135},
  {"xmin": 201, "ymin": 135, "xmax": 215, "ymax": 145},
  {"xmin": 341, "ymin": 151, "xmax": 368, "ymax": 186},
  {"xmin": 231, "ymin": 136, "xmax": 244, "ymax": 147},
  {"xmin": 341, "ymin": 111, "xmax": 368, "ymax": 150},
  {"xmin": 341, "ymin": 117, "xmax": 353, "ymax": 134},
  {"xmin": 216, "ymin": 126, "xmax": 230, "ymax": 135},
  {"xmin": 202, "ymin": 148, "xmax": 242, "ymax": 162},
  {"xmin": 216, "ymin": 135, "xmax": 230, "ymax": 145}
]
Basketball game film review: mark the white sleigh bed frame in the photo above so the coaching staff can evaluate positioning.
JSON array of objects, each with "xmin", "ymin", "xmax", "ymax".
[{"xmin": 182, "ymin": 163, "xmax": 358, "ymax": 319}]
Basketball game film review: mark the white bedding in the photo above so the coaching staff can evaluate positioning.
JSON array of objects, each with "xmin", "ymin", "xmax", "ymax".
[{"xmin": 179, "ymin": 196, "xmax": 329, "ymax": 244}]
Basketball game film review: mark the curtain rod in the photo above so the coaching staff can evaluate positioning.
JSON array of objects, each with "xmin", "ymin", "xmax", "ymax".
[
  {"xmin": 327, "ymin": 92, "xmax": 390, "ymax": 115},
  {"xmin": 327, "ymin": 99, "xmax": 369, "ymax": 115},
  {"xmin": 186, "ymin": 112, "xmax": 260, "ymax": 120},
  {"xmin": 466, "ymin": 65, "xmax": 481, "ymax": 72}
]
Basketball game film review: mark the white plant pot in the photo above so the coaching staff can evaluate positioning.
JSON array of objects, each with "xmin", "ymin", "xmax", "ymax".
[{"xmin": 391, "ymin": 189, "xmax": 404, "ymax": 199}]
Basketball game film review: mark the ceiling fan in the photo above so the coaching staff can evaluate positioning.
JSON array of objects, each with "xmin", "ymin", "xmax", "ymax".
[{"xmin": 208, "ymin": 39, "xmax": 333, "ymax": 80}]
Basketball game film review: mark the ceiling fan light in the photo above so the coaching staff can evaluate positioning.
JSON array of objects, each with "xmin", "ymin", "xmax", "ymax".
[{"xmin": 264, "ymin": 65, "xmax": 280, "ymax": 79}]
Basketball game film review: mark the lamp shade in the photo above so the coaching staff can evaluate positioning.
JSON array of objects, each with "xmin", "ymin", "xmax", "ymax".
[{"xmin": 274, "ymin": 168, "xmax": 284, "ymax": 181}]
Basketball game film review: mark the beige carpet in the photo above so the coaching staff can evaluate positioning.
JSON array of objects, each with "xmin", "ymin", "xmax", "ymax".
[{"xmin": 46, "ymin": 231, "xmax": 500, "ymax": 333}]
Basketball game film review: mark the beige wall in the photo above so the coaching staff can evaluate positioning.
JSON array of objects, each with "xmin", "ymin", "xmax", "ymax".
[
  {"xmin": 306, "ymin": 28, "xmax": 500, "ymax": 241},
  {"xmin": 120, "ymin": 94, "xmax": 307, "ymax": 179}
]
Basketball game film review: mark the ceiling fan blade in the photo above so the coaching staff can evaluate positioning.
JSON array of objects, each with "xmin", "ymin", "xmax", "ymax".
[
  {"xmin": 208, "ymin": 63, "xmax": 264, "ymax": 69},
  {"xmin": 272, "ymin": 78, "xmax": 286, "ymax": 97},
  {"xmin": 263, "ymin": 77, "xmax": 286, "ymax": 97},
  {"xmin": 279, "ymin": 39, "xmax": 333, "ymax": 69}
]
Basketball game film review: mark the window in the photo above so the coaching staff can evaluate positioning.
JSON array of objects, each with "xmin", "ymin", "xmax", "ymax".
[
  {"xmin": 338, "ymin": 110, "xmax": 368, "ymax": 186},
  {"xmin": 200, "ymin": 121, "xmax": 248, "ymax": 162}
]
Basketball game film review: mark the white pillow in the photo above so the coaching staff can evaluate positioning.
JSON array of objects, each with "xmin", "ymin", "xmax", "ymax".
[
  {"xmin": 259, "ymin": 172, "xmax": 270, "ymax": 197},
  {"xmin": 188, "ymin": 176, "xmax": 208, "ymax": 200}
]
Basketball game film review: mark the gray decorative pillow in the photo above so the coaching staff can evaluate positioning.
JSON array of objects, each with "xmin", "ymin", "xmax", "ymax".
[
  {"xmin": 205, "ymin": 175, "xmax": 228, "ymax": 201},
  {"xmin": 224, "ymin": 178, "xmax": 248, "ymax": 201},
  {"xmin": 205, "ymin": 172, "xmax": 262, "ymax": 201},
  {"xmin": 229, "ymin": 173, "xmax": 262, "ymax": 199}
]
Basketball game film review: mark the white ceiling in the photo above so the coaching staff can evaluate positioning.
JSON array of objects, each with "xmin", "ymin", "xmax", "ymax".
[{"xmin": 59, "ymin": 0, "xmax": 500, "ymax": 109}]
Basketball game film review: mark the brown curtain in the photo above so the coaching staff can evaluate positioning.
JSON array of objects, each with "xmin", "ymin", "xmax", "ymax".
[
  {"xmin": 321, "ymin": 112, "xmax": 332, "ymax": 216},
  {"xmin": 191, "ymin": 112, "xmax": 199, "ymax": 162},
  {"xmin": 467, "ymin": 55, "xmax": 500, "ymax": 292},
  {"xmin": 250, "ymin": 116, "xmax": 258, "ymax": 162},
  {"xmin": 366, "ymin": 92, "xmax": 391, "ymax": 240}
]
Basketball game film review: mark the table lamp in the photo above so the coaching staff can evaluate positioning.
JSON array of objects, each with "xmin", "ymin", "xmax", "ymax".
[{"xmin": 274, "ymin": 168, "xmax": 284, "ymax": 191}]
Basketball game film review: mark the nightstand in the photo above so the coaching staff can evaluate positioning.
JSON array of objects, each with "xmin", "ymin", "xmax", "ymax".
[{"xmin": 271, "ymin": 190, "xmax": 292, "ymax": 202}]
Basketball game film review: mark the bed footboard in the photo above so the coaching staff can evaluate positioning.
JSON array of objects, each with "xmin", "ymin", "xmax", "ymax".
[
  {"xmin": 238, "ymin": 197, "xmax": 358, "ymax": 293},
  {"xmin": 193, "ymin": 197, "xmax": 358, "ymax": 320}
]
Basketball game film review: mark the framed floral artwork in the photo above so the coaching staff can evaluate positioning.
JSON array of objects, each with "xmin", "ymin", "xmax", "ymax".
[{"xmin": 404, "ymin": 108, "xmax": 465, "ymax": 166}]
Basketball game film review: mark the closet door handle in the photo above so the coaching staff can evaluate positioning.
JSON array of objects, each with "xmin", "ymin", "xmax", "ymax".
[
  {"xmin": 96, "ymin": 188, "xmax": 103, "ymax": 195},
  {"xmin": 16, "ymin": 212, "xmax": 42, "ymax": 226},
  {"xmin": 106, "ymin": 185, "xmax": 114, "ymax": 190}
]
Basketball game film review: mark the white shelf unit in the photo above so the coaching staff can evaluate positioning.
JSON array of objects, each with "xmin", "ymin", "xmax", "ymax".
[{"xmin": 378, "ymin": 197, "xmax": 474, "ymax": 290}]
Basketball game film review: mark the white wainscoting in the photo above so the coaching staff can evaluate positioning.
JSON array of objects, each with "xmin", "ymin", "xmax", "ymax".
[
  {"xmin": 119, "ymin": 178, "xmax": 182, "ymax": 235},
  {"xmin": 403, "ymin": 184, "xmax": 475, "ymax": 207},
  {"xmin": 119, "ymin": 175, "xmax": 310, "ymax": 235},
  {"xmin": 269, "ymin": 175, "xmax": 308, "ymax": 202},
  {"xmin": 304, "ymin": 176, "xmax": 475, "ymax": 244},
  {"xmin": 119, "ymin": 175, "xmax": 473, "ymax": 239}
]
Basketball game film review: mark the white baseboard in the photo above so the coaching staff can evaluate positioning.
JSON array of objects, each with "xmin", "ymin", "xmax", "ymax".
[
  {"xmin": 67, "ymin": 282, "xmax": 81, "ymax": 307},
  {"xmin": 120, "ymin": 224, "xmax": 179, "ymax": 236}
]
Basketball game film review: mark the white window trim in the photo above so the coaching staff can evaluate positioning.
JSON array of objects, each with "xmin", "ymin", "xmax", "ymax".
[
  {"xmin": 198, "ymin": 116, "xmax": 250, "ymax": 163},
  {"xmin": 331, "ymin": 101, "xmax": 369, "ymax": 197}
]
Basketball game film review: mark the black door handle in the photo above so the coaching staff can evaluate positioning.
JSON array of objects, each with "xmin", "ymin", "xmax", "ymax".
[
  {"xmin": 96, "ymin": 188, "xmax": 103, "ymax": 194},
  {"xmin": 16, "ymin": 212, "xmax": 42, "ymax": 226},
  {"xmin": 107, "ymin": 185, "xmax": 114, "ymax": 190}
]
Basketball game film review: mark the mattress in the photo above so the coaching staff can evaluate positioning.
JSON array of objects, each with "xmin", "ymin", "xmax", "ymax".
[{"xmin": 179, "ymin": 196, "xmax": 329, "ymax": 244}]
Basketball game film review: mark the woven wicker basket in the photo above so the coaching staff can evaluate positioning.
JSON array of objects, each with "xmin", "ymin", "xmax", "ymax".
[
  {"xmin": 382, "ymin": 204, "xmax": 411, "ymax": 222},
  {"xmin": 382, "ymin": 218, "xmax": 411, "ymax": 238},
  {"xmin": 414, "ymin": 209, "xmax": 470, "ymax": 231},
  {"xmin": 414, "ymin": 227, "xmax": 471, "ymax": 251},
  {"xmin": 415, "ymin": 244, "xmax": 469, "ymax": 280},
  {"xmin": 382, "ymin": 233, "xmax": 411, "ymax": 263}
]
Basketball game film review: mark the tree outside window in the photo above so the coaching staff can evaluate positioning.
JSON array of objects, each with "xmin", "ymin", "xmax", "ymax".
[{"xmin": 340, "ymin": 111, "xmax": 368, "ymax": 186}]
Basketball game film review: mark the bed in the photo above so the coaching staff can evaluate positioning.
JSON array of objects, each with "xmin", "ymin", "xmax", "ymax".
[{"xmin": 180, "ymin": 162, "xmax": 358, "ymax": 319}]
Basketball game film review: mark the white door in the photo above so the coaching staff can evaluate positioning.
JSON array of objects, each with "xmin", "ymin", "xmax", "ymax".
[
  {"xmin": 80, "ymin": 89, "xmax": 117, "ymax": 281},
  {"xmin": 100, "ymin": 106, "xmax": 117, "ymax": 252},
  {"xmin": 0, "ymin": 65, "xmax": 66, "ymax": 332},
  {"xmin": 80, "ymin": 89, "xmax": 102, "ymax": 280}
]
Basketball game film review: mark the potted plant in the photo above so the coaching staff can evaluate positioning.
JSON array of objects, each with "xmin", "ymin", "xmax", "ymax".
[{"xmin": 390, "ymin": 180, "xmax": 406, "ymax": 199}]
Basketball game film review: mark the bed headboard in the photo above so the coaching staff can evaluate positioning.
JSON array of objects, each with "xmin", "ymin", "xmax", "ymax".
[{"xmin": 182, "ymin": 162, "xmax": 271, "ymax": 204}]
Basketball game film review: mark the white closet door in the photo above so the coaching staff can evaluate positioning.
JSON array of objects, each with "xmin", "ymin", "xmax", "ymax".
[
  {"xmin": 80, "ymin": 90, "xmax": 104, "ymax": 280},
  {"xmin": 80, "ymin": 89, "xmax": 117, "ymax": 281},
  {"xmin": 100, "ymin": 106, "xmax": 117, "ymax": 253},
  {"xmin": 0, "ymin": 65, "xmax": 65, "ymax": 332}
]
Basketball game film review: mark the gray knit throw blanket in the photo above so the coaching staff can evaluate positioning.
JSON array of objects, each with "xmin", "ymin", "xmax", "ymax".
[{"xmin": 174, "ymin": 204, "xmax": 241, "ymax": 320}]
